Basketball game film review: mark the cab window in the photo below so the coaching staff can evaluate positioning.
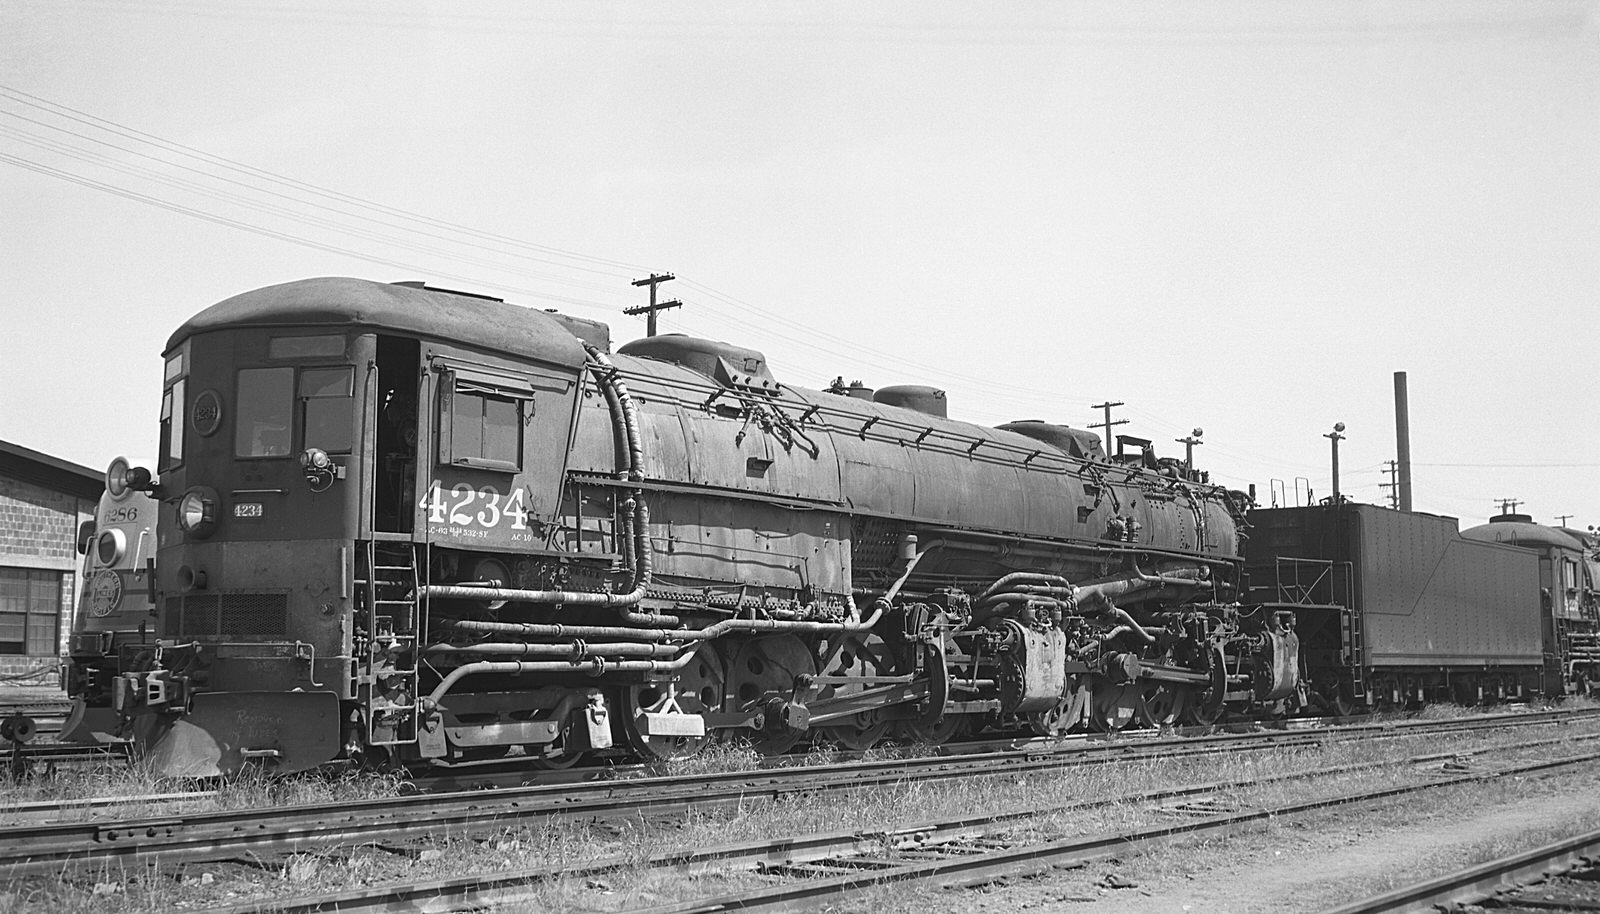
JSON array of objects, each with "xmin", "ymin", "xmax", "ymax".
[
  {"xmin": 236, "ymin": 367, "xmax": 294, "ymax": 457},
  {"xmin": 300, "ymin": 367, "xmax": 355, "ymax": 454},
  {"xmin": 439, "ymin": 371, "xmax": 530, "ymax": 472},
  {"xmin": 159, "ymin": 349, "xmax": 187, "ymax": 471}
]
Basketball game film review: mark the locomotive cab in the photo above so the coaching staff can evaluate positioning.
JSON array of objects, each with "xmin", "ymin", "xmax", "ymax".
[{"xmin": 128, "ymin": 279, "xmax": 590, "ymax": 775}]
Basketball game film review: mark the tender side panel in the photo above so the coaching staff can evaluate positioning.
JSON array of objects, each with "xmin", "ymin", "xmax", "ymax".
[{"xmin": 1351, "ymin": 508, "xmax": 1543, "ymax": 667}]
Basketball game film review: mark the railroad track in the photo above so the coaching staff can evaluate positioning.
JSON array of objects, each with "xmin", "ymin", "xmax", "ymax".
[
  {"xmin": 2, "ymin": 708, "xmax": 1591, "ymax": 883},
  {"xmin": 0, "ymin": 706, "xmax": 1584, "ymax": 821},
  {"xmin": 1322, "ymin": 826, "xmax": 1600, "ymax": 913},
  {"xmin": 180, "ymin": 725, "xmax": 1600, "ymax": 913}
]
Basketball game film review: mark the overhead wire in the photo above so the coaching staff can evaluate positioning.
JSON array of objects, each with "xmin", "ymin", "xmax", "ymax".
[
  {"xmin": 0, "ymin": 122, "xmax": 629, "ymax": 297},
  {"xmin": 2, "ymin": 86, "xmax": 1580, "ymax": 516},
  {"xmin": 0, "ymin": 84, "xmax": 645, "ymax": 274}
]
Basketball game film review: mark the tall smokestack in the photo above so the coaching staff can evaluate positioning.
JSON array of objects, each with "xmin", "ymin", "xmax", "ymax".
[{"xmin": 1394, "ymin": 371, "xmax": 1413, "ymax": 512}]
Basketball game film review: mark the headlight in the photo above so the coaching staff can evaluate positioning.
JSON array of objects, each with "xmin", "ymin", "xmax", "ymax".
[
  {"xmin": 176, "ymin": 487, "xmax": 218, "ymax": 538},
  {"xmin": 104, "ymin": 456, "xmax": 152, "ymax": 500},
  {"xmin": 95, "ymin": 529, "xmax": 127, "ymax": 566}
]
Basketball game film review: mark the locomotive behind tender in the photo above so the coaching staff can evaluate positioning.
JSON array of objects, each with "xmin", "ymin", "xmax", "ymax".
[{"xmin": 113, "ymin": 277, "xmax": 1306, "ymax": 776}]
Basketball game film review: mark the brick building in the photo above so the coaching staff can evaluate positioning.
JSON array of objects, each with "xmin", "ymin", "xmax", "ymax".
[{"xmin": 0, "ymin": 440, "xmax": 103, "ymax": 680}]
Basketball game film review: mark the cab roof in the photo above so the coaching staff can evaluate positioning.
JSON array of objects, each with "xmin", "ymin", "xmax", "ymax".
[
  {"xmin": 1461, "ymin": 518, "xmax": 1584, "ymax": 551},
  {"xmin": 167, "ymin": 277, "xmax": 589, "ymax": 369}
]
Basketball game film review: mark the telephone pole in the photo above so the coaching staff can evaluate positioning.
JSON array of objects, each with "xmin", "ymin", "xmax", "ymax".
[
  {"xmin": 1175, "ymin": 428, "xmax": 1203, "ymax": 477},
  {"xmin": 1557, "ymin": 514, "xmax": 1574, "ymax": 527},
  {"xmin": 626, "ymin": 273, "xmax": 681, "ymax": 337},
  {"xmin": 1379, "ymin": 459, "xmax": 1399, "ymax": 509},
  {"xmin": 1090, "ymin": 401, "xmax": 1127, "ymax": 457},
  {"xmin": 1496, "ymin": 498, "xmax": 1522, "ymax": 517}
]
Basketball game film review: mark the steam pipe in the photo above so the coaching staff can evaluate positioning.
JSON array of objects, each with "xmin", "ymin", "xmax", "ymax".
[
  {"xmin": 422, "ymin": 544, "xmax": 939, "ymax": 707},
  {"xmin": 424, "ymin": 641, "xmax": 681, "ymax": 658},
  {"xmin": 977, "ymin": 572, "xmax": 1071, "ymax": 602},
  {"xmin": 423, "ymin": 655, "xmax": 702, "ymax": 711},
  {"xmin": 423, "ymin": 599, "xmax": 894, "ymax": 708}
]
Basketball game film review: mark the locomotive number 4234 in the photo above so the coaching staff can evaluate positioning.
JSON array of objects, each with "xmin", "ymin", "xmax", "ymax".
[{"xmin": 418, "ymin": 480, "xmax": 532, "ymax": 530}]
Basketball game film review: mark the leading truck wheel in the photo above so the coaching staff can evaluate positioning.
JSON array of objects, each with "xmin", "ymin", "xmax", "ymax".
[{"xmin": 620, "ymin": 642, "xmax": 725, "ymax": 762}]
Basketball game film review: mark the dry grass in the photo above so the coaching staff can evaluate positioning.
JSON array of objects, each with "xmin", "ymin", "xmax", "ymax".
[{"xmin": 6, "ymin": 706, "xmax": 1600, "ymax": 912}]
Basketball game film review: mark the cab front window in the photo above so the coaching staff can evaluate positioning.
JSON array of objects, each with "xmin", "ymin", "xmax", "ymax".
[{"xmin": 236, "ymin": 367, "xmax": 294, "ymax": 457}]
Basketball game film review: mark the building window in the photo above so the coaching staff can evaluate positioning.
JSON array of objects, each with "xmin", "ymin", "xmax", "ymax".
[{"xmin": 0, "ymin": 568, "xmax": 62, "ymax": 656}]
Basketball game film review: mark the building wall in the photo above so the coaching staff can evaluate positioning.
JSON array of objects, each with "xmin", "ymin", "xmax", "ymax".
[{"xmin": 0, "ymin": 473, "xmax": 93, "ymax": 680}]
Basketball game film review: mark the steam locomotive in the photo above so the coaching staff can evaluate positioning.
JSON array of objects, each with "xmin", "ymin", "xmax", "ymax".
[
  {"xmin": 110, "ymin": 277, "xmax": 1296, "ymax": 776},
  {"xmin": 101, "ymin": 278, "xmax": 1599, "ymax": 776}
]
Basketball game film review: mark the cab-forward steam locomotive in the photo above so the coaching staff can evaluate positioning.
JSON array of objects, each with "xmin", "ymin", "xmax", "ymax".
[{"xmin": 112, "ymin": 277, "xmax": 1298, "ymax": 775}]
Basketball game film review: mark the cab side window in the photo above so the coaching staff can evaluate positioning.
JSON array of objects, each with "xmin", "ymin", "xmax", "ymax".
[{"xmin": 437, "ymin": 369, "xmax": 532, "ymax": 473}]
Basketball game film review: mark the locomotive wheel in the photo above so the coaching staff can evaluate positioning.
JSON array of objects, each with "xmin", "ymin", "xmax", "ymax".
[
  {"xmin": 815, "ymin": 634, "xmax": 895, "ymax": 750},
  {"xmin": 728, "ymin": 635, "xmax": 817, "ymax": 756},
  {"xmin": 897, "ymin": 714, "xmax": 966, "ymax": 746},
  {"xmin": 530, "ymin": 750, "xmax": 584, "ymax": 770},
  {"xmin": 1029, "ymin": 684, "xmax": 1090, "ymax": 737},
  {"xmin": 1181, "ymin": 646, "xmax": 1227, "ymax": 726},
  {"xmin": 1137, "ymin": 683, "xmax": 1187, "ymax": 728},
  {"xmin": 823, "ymin": 718, "xmax": 891, "ymax": 751},
  {"xmin": 1089, "ymin": 684, "xmax": 1139, "ymax": 732},
  {"xmin": 620, "ymin": 642, "xmax": 725, "ymax": 761}
]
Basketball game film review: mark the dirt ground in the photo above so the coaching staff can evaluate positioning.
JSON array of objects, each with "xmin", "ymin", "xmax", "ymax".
[{"xmin": 890, "ymin": 766, "xmax": 1600, "ymax": 914}]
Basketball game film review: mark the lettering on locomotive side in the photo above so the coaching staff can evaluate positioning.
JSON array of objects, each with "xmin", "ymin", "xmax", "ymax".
[
  {"xmin": 418, "ymin": 480, "xmax": 533, "ymax": 532},
  {"xmin": 428, "ymin": 525, "xmax": 490, "ymax": 539}
]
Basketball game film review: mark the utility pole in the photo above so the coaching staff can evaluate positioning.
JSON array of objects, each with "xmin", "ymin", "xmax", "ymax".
[
  {"xmin": 1175, "ymin": 428, "xmax": 1203, "ymax": 478},
  {"xmin": 1496, "ymin": 498, "xmax": 1522, "ymax": 517},
  {"xmin": 1379, "ymin": 459, "xmax": 1399, "ymax": 509},
  {"xmin": 1090, "ymin": 401, "xmax": 1127, "ymax": 457},
  {"xmin": 626, "ymin": 273, "xmax": 681, "ymax": 337},
  {"xmin": 1324, "ymin": 423, "xmax": 1346, "ymax": 504},
  {"xmin": 1557, "ymin": 514, "xmax": 1574, "ymax": 527}
]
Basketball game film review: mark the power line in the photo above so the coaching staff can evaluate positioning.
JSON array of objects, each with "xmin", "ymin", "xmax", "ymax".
[
  {"xmin": 0, "ymin": 151, "xmax": 620, "ymax": 315},
  {"xmin": 0, "ymin": 83, "xmax": 646, "ymax": 274}
]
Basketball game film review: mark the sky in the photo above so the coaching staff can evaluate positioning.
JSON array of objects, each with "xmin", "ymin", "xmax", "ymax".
[{"xmin": 3, "ymin": 1, "xmax": 1597, "ymax": 531}]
